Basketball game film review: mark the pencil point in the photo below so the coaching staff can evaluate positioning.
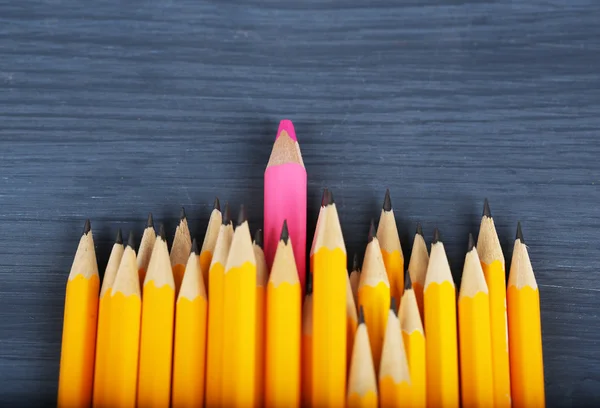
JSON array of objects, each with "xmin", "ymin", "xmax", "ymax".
[
  {"xmin": 277, "ymin": 119, "xmax": 297, "ymax": 141},
  {"xmin": 159, "ymin": 224, "xmax": 166, "ymax": 241},
  {"xmin": 404, "ymin": 270, "xmax": 412, "ymax": 290},
  {"xmin": 192, "ymin": 238, "xmax": 199, "ymax": 255},
  {"xmin": 516, "ymin": 222, "xmax": 524, "ymax": 243},
  {"xmin": 180, "ymin": 207, "xmax": 186, "ymax": 221},
  {"xmin": 483, "ymin": 198, "xmax": 492, "ymax": 218},
  {"xmin": 368, "ymin": 219, "xmax": 376, "ymax": 243},
  {"xmin": 306, "ymin": 272, "xmax": 313, "ymax": 295},
  {"xmin": 358, "ymin": 305, "xmax": 365, "ymax": 325},
  {"xmin": 254, "ymin": 229, "xmax": 263, "ymax": 248},
  {"xmin": 83, "ymin": 219, "xmax": 91, "ymax": 235},
  {"xmin": 280, "ymin": 220, "xmax": 289, "ymax": 244},
  {"xmin": 115, "ymin": 229, "xmax": 123, "ymax": 245},
  {"xmin": 222, "ymin": 202, "xmax": 231, "ymax": 225},
  {"xmin": 352, "ymin": 253, "xmax": 360, "ymax": 272},
  {"xmin": 432, "ymin": 228, "xmax": 441, "ymax": 244},
  {"xmin": 329, "ymin": 190, "xmax": 335, "ymax": 205},
  {"xmin": 213, "ymin": 197, "xmax": 220, "ymax": 212},
  {"xmin": 127, "ymin": 231, "xmax": 135, "ymax": 249},
  {"xmin": 416, "ymin": 222, "xmax": 423, "ymax": 236},
  {"xmin": 146, "ymin": 213, "xmax": 154, "ymax": 228},
  {"xmin": 383, "ymin": 189, "xmax": 392, "ymax": 211},
  {"xmin": 237, "ymin": 205, "xmax": 247, "ymax": 226},
  {"xmin": 390, "ymin": 297, "xmax": 397, "ymax": 314},
  {"xmin": 468, "ymin": 233, "xmax": 475, "ymax": 252},
  {"xmin": 321, "ymin": 188, "xmax": 330, "ymax": 206}
]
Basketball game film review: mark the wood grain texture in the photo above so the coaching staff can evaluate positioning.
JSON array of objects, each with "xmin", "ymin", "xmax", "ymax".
[{"xmin": 1, "ymin": 1, "xmax": 599, "ymax": 406}]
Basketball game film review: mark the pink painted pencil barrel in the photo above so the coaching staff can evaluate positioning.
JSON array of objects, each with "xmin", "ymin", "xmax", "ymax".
[{"xmin": 264, "ymin": 119, "xmax": 307, "ymax": 294}]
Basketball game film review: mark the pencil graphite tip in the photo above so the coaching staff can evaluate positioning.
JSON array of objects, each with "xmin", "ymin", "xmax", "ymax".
[
  {"xmin": 280, "ymin": 220, "xmax": 290, "ymax": 244},
  {"xmin": 180, "ymin": 207, "xmax": 187, "ymax": 221},
  {"xmin": 416, "ymin": 222, "xmax": 423, "ymax": 237},
  {"xmin": 352, "ymin": 253, "xmax": 360, "ymax": 272},
  {"xmin": 146, "ymin": 212, "xmax": 154, "ymax": 228},
  {"xmin": 115, "ymin": 229, "xmax": 123, "ymax": 245},
  {"xmin": 404, "ymin": 270, "xmax": 412, "ymax": 290},
  {"xmin": 483, "ymin": 198, "xmax": 492, "ymax": 218},
  {"xmin": 367, "ymin": 219, "xmax": 376, "ymax": 243},
  {"xmin": 253, "ymin": 229, "xmax": 263, "ymax": 248},
  {"xmin": 328, "ymin": 189, "xmax": 335, "ymax": 205},
  {"xmin": 159, "ymin": 224, "xmax": 166, "ymax": 241},
  {"xmin": 213, "ymin": 197, "xmax": 220, "ymax": 212},
  {"xmin": 320, "ymin": 188, "xmax": 330, "ymax": 207},
  {"xmin": 358, "ymin": 305, "xmax": 365, "ymax": 325},
  {"xmin": 306, "ymin": 272, "xmax": 313, "ymax": 295},
  {"xmin": 383, "ymin": 189, "xmax": 392, "ymax": 211},
  {"xmin": 127, "ymin": 231, "xmax": 135, "ymax": 249},
  {"xmin": 432, "ymin": 228, "xmax": 441, "ymax": 244},
  {"xmin": 468, "ymin": 233, "xmax": 475, "ymax": 252},
  {"xmin": 237, "ymin": 205, "xmax": 247, "ymax": 226},
  {"xmin": 83, "ymin": 219, "xmax": 91, "ymax": 235},
  {"xmin": 516, "ymin": 222, "xmax": 524, "ymax": 243},
  {"xmin": 192, "ymin": 238, "xmax": 199, "ymax": 255},
  {"xmin": 277, "ymin": 119, "xmax": 297, "ymax": 142},
  {"xmin": 222, "ymin": 202, "xmax": 231, "ymax": 225}
]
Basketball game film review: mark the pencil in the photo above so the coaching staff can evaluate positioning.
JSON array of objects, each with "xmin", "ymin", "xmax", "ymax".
[
  {"xmin": 349, "ymin": 254, "xmax": 360, "ymax": 309},
  {"xmin": 407, "ymin": 223, "xmax": 429, "ymax": 322},
  {"xmin": 459, "ymin": 234, "xmax": 494, "ymax": 407},
  {"xmin": 301, "ymin": 271, "xmax": 313, "ymax": 408},
  {"xmin": 137, "ymin": 225, "xmax": 176, "ymax": 408},
  {"xmin": 399, "ymin": 272, "xmax": 426, "ymax": 408},
  {"xmin": 264, "ymin": 119, "xmax": 307, "ymax": 295},
  {"xmin": 507, "ymin": 223, "xmax": 545, "ymax": 408},
  {"xmin": 92, "ymin": 229, "xmax": 124, "ymax": 408},
  {"xmin": 221, "ymin": 205, "xmax": 257, "ymax": 408},
  {"xmin": 172, "ymin": 239, "xmax": 208, "ymax": 408},
  {"xmin": 377, "ymin": 189, "xmax": 404, "ymax": 302},
  {"xmin": 137, "ymin": 213, "xmax": 156, "ymax": 288},
  {"xmin": 346, "ymin": 265, "xmax": 359, "ymax": 372},
  {"xmin": 171, "ymin": 207, "xmax": 192, "ymax": 293},
  {"xmin": 312, "ymin": 189, "xmax": 347, "ymax": 408},
  {"xmin": 477, "ymin": 199, "xmax": 511, "ymax": 408},
  {"xmin": 309, "ymin": 189, "xmax": 327, "ymax": 276},
  {"xmin": 424, "ymin": 229, "xmax": 459, "ymax": 408},
  {"xmin": 58, "ymin": 220, "xmax": 100, "ymax": 408},
  {"xmin": 347, "ymin": 306, "xmax": 378, "ymax": 408},
  {"xmin": 200, "ymin": 198, "xmax": 222, "ymax": 290},
  {"xmin": 358, "ymin": 220, "xmax": 391, "ymax": 373},
  {"xmin": 205, "ymin": 203, "xmax": 234, "ymax": 408},
  {"xmin": 105, "ymin": 232, "xmax": 141, "ymax": 408},
  {"xmin": 253, "ymin": 229, "xmax": 268, "ymax": 408},
  {"xmin": 265, "ymin": 220, "xmax": 302, "ymax": 408},
  {"xmin": 379, "ymin": 299, "xmax": 412, "ymax": 408}
]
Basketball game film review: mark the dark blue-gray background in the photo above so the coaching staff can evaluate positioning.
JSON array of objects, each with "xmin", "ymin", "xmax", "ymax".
[{"xmin": 1, "ymin": 1, "xmax": 599, "ymax": 406}]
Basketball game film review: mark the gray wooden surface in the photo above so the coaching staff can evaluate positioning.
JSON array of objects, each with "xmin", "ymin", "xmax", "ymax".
[{"xmin": 1, "ymin": 1, "xmax": 599, "ymax": 406}]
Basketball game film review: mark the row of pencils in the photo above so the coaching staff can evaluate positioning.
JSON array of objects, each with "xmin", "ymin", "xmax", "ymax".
[{"xmin": 57, "ymin": 120, "xmax": 545, "ymax": 408}]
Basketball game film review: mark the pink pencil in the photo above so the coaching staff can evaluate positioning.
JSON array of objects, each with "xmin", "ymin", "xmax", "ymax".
[{"xmin": 264, "ymin": 119, "xmax": 307, "ymax": 295}]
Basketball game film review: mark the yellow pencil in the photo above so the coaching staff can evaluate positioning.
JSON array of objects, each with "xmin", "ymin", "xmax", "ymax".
[
  {"xmin": 221, "ymin": 206, "xmax": 257, "ymax": 408},
  {"xmin": 477, "ymin": 199, "xmax": 511, "ymax": 407},
  {"xmin": 508, "ymin": 223, "xmax": 545, "ymax": 408},
  {"xmin": 137, "ymin": 225, "xmax": 176, "ymax": 408},
  {"xmin": 301, "ymin": 272, "xmax": 313, "ymax": 408},
  {"xmin": 137, "ymin": 213, "xmax": 156, "ymax": 289},
  {"xmin": 459, "ymin": 234, "xmax": 494, "ymax": 407},
  {"xmin": 58, "ymin": 220, "xmax": 100, "ymax": 408},
  {"xmin": 93, "ymin": 230, "xmax": 124, "ymax": 408},
  {"xmin": 408, "ymin": 223, "xmax": 429, "ymax": 322},
  {"xmin": 312, "ymin": 190, "xmax": 347, "ymax": 408},
  {"xmin": 266, "ymin": 221, "xmax": 301, "ymax": 408},
  {"xmin": 200, "ymin": 198, "xmax": 222, "ymax": 290},
  {"xmin": 347, "ymin": 306, "xmax": 378, "ymax": 408},
  {"xmin": 349, "ymin": 254, "xmax": 361, "ymax": 309},
  {"xmin": 358, "ymin": 220, "xmax": 390, "ymax": 373},
  {"xmin": 172, "ymin": 239, "xmax": 208, "ymax": 408},
  {"xmin": 105, "ymin": 232, "xmax": 141, "ymax": 408},
  {"xmin": 399, "ymin": 272, "xmax": 427, "ymax": 408},
  {"xmin": 205, "ymin": 203, "xmax": 233, "ymax": 408},
  {"xmin": 379, "ymin": 299, "xmax": 412, "ymax": 408},
  {"xmin": 171, "ymin": 207, "xmax": 192, "ymax": 293},
  {"xmin": 424, "ymin": 229, "xmax": 459, "ymax": 408},
  {"xmin": 254, "ymin": 229, "xmax": 268, "ymax": 408},
  {"xmin": 377, "ymin": 189, "xmax": 404, "ymax": 302}
]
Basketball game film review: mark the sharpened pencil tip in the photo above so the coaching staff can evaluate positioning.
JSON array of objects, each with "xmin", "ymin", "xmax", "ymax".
[
  {"xmin": 180, "ymin": 207, "xmax": 186, "ymax": 221},
  {"xmin": 352, "ymin": 253, "xmax": 360, "ymax": 272},
  {"xmin": 222, "ymin": 202, "xmax": 231, "ymax": 225},
  {"xmin": 368, "ymin": 219, "xmax": 376, "ymax": 243},
  {"xmin": 115, "ymin": 229, "xmax": 123, "ymax": 245},
  {"xmin": 146, "ymin": 213, "xmax": 154, "ymax": 228},
  {"xmin": 280, "ymin": 220, "xmax": 289, "ymax": 244},
  {"xmin": 483, "ymin": 198, "xmax": 492, "ymax": 218},
  {"xmin": 277, "ymin": 119, "xmax": 297, "ymax": 142},
  {"xmin": 306, "ymin": 272, "xmax": 313, "ymax": 295},
  {"xmin": 358, "ymin": 305, "xmax": 365, "ymax": 325},
  {"xmin": 383, "ymin": 189, "xmax": 392, "ymax": 211},
  {"xmin": 127, "ymin": 231, "xmax": 135, "ymax": 249},
  {"xmin": 253, "ymin": 229, "xmax": 263, "ymax": 248},
  {"xmin": 321, "ymin": 188, "xmax": 330, "ymax": 207},
  {"xmin": 192, "ymin": 238, "xmax": 199, "ymax": 255},
  {"xmin": 83, "ymin": 219, "xmax": 91, "ymax": 235},
  {"xmin": 404, "ymin": 270, "xmax": 412, "ymax": 290},
  {"xmin": 214, "ymin": 197, "xmax": 220, "ymax": 212},
  {"xmin": 468, "ymin": 233, "xmax": 475, "ymax": 252},
  {"xmin": 433, "ymin": 228, "xmax": 441, "ymax": 244},
  {"xmin": 390, "ymin": 297, "xmax": 397, "ymax": 315},
  {"xmin": 516, "ymin": 222, "xmax": 524, "ymax": 243},
  {"xmin": 159, "ymin": 224, "xmax": 166, "ymax": 241},
  {"xmin": 237, "ymin": 205, "xmax": 247, "ymax": 226},
  {"xmin": 416, "ymin": 222, "xmax": 423, "ymax": 237}
]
